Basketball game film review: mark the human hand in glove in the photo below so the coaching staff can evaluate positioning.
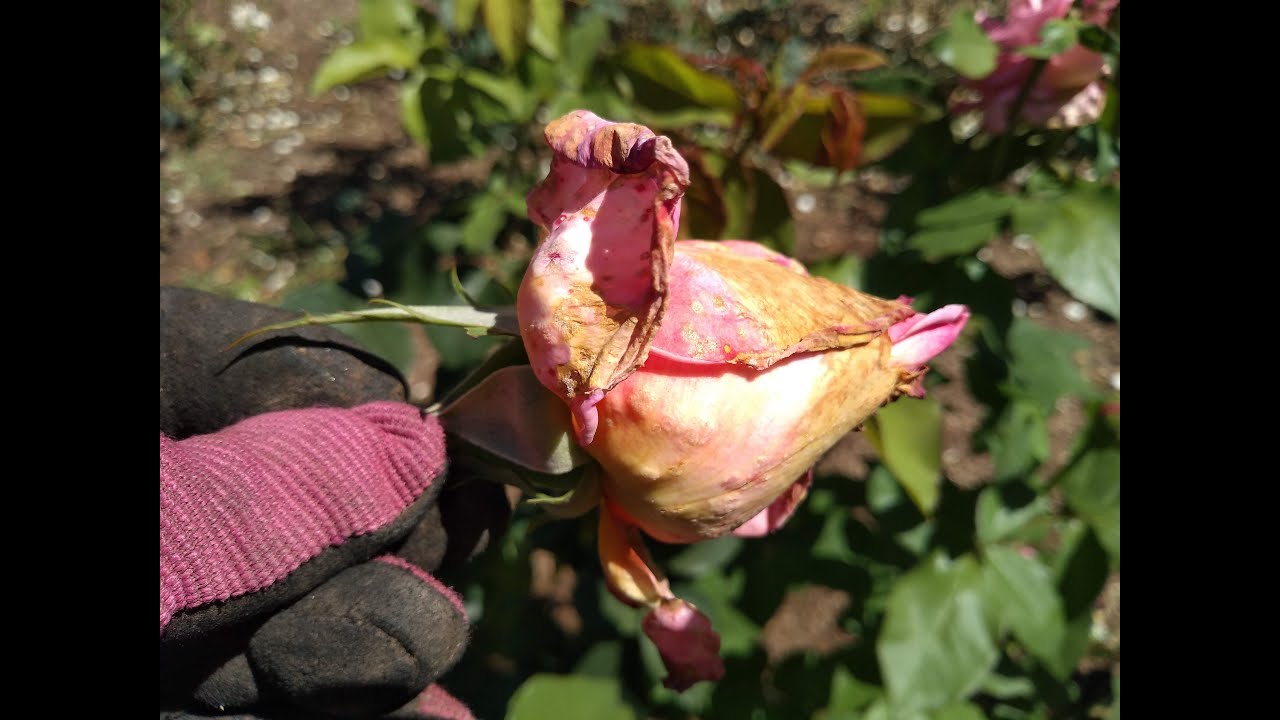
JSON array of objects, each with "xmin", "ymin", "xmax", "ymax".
[{"xmin": 160, "ymin": 287, "xmax": 508, "ymax": 719}]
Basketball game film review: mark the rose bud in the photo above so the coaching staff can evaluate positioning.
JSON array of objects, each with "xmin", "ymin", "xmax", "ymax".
[{"xmin": 517, "ymin": 110, "xmax": 969, "ymax": 690}]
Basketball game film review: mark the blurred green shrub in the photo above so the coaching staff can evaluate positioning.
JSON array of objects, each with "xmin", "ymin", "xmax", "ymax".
[{"xmin": 302, "ymin": 2, "xmax": 1120, "ymax": 718}]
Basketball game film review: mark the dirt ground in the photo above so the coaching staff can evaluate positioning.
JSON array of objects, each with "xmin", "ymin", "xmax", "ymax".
[{"xmin": 160, "ymin": 0, "xmax": 1118, "ymax": 673}]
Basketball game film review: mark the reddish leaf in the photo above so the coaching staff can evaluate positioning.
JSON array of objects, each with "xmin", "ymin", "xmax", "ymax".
[
  {"xmin": 800, "ymin": 44, "xmax": 889, "ymax": 82},
  {"xmin": 820, "ymin": 87, "xmax": 867, "ymax": 173}
]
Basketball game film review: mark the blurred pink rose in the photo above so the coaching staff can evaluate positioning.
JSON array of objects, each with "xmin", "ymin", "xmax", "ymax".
[
  {"xmin": 953, "ymin": 0, "xmax": 1118, "ymax": 133},
  {"xmin": 517, "ymin": 110, "xmax": 969, "ymax": 690}
]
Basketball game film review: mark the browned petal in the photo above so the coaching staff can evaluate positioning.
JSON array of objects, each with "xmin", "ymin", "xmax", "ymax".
[
  {"xmin": 659, "ymin": 241, "xmax": 914, "ymax": 369},
  {"xmin": 519, "ymin": 111, "xmax": 689, "ymax": 419}
]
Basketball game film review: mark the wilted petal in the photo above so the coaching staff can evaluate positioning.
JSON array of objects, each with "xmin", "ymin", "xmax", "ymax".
[
  {"xmin": 889, "ymin": 304, "xmax": 970, "ymax": 369},
  {"xmin": 518, "ymin": 111, "xmax": 691, "ymax": 437},
  {"xmin": 732, "ymin": 470, "xmax": 813, "ymax": 538},
  {"xmin": 651, "ymin": 240, "xmax": 913, "ymax": 368},
  {"xmin": 642, "ymin": 598, "xmax": 725, "ymax": 691},
  {"xmin": 597, "ymin": 499, "xmax": 673, "ymax": 607},
  {"xmin": 597, "ymin": 501, "xmax": 725, "ymax": 691}
]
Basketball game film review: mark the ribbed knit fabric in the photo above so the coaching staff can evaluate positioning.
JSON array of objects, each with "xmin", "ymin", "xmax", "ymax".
[{"xmin": 159, "ymin": 402, "xmax": 446, "ymax": 635}]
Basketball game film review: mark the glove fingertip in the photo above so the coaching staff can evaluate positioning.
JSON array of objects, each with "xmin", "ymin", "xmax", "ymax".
[{"xmin": 374, "ymin": 554, "xmax": 468, "ymax": 620}]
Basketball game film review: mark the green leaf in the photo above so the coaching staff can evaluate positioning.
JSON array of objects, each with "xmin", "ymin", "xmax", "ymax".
[
  {"xmin": 359, "ymin": 0, "xmax": 419, "ymax": 41},
  {"xmin": 907, "ymin": 190, "xmax": 1013, "ymax": 261},
  {"xmin": 976, "ymin": 482, "xmax": 1050, "ymax": 546},
  {"xmin": 1111, "ymin": 670, "xmax": 1120, "ymax": 720},
  {"xmin": 809, "ymin": 254, "xmax": 864, "ymax": 289},
  {"xmin": 528, "ymin": 0, "xmax": 562, "ymax": 59},
  {"xmin": 860, "ymin": 91, "xmax": 944, "ymax": 165},
  {"xmin": 574, "ymin": 641, "xmax": 623, "ymax": 678},
  {"xmin": 982, "ymin": 546, "xmax": 1066, "ymax": 673},
  {"xmin": 1045, "ymin": 520, "xmax": 1109, "ymax": 674},
  {"xmin": 598, "ymin": 584, "xmax": 642, "ymax": 637},
  {"xmin": 526, "ymin": 466, "xmax": 601, "ymax": 518},
  {"xmin": 979, "ymin": 672, "xmax": 1036, "ymax": 700},
  {"xmin": 1006, "ymin": 317, "xmax": 1095, "ymax": 413},
  {"xmin": 1079, "ymin": 24, "xmax": 1119, "ymax": 55},
  {"xmin": 986, "ymin": 401, "xmax": 1050, "ymax": 481},
  {"xmin": 1057, "ymin": 447, "xmax": 1120, "ymax": 563},
  {"xmin": 616, "ymin": 43, "xmax": 740, "ymax": 112},
  {"xmin": 667, "ymin": 535, "xmax": 744, "ymax": 577},
  {"xmin": 934, "ymin": 10, "xmax": 998, "ymax": 79},
  {"xmin": 917, "ymin": 190, "xmax": 1016, "ymax": 227},
  {"xmin": 1012, "ymin": 185, "xmax": 1120, "ymax": 319},
  {"xmin": 460, "ymin": 68, "xmax": 534, "ymax": 122},
  {"xmin": 760, "ymin": 84, "xmax": 814, "ymax": 152},
  {"xmin": 932, "ymin": 703, "xmax": 988, "ymax": 720},
  {"xmin": 865, "ymin": 396, "xmax": 943, "ymax": 516},
  {"xmin": 312, "ymin": 40, "xmax": 417, "ymax": 94},
  {"xmin": 1018, "ymin": 19, "xmax": 1082, "ymax": 60},
  {"xmin": 482, "ymin": 0, "xmax": 528, "ymax": 66},
  {"xmin": 676, "ymin": 569, "xmax": 759, "ymax": 657},
  {"xmin": 507, "ymin": 674, "xmax": 635, "ymax": 720},
  {"xmin": 454, "ymin": 0, "xmax": 482, "ymax": 33},
  {"xmin": 878, "ymin": 554, "xmax": 998, "ymax": 715},
  {"xmin": 909, "ymin": 223, "xmax": 998, "ymax": 261},
  {"xmin": 460, "ymin": 192, "xmax": 509, "ymax": 254},
  {"xmin": 399, "ymin": 71, "xmax": 429, "ymax": 148},
  {"xmin": 825, "ymin": 666, "xmax": 883, "ymax": 712},
  {"xmin": 440, "ymin": 365, "xmax": 590, "ymax": 475},
  {"xmin": 562, "ymin": 10, "xmax": 609, "ymax": 90}
]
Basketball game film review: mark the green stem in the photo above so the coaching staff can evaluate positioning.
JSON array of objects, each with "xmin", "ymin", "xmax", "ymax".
[
  {"xmin": 990, "ymin": 58, "xmax": 1048, "ymax": 184},
  {"xmin": 226, "ymin": 303, "xmax": 520, "ymax": 351}
]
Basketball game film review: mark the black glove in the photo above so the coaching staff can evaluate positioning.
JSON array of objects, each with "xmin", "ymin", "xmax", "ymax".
[{"xmin": 160, "ymin": 287, "xmax": 509, "ymax": 719}]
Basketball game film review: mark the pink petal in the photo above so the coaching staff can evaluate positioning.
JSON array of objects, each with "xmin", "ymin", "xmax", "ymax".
[
  {"xmin": 732, "ymin": 469, "xmax": 813, "ymax": 538},
  {"xmin": 571, "ymin": 390, "xmax": 605, "ymax": 446},
  {"xmin": 643, "ymin": 598, "xmax": 725, "ymax": 691},
  {"xmin": 889, "ymin": 304, "xmax": 970, "ymax": 368}
]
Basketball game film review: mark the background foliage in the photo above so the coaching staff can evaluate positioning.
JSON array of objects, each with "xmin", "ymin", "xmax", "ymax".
[{"xmin": 161, "ymin": 1, "xmax": 1119, "ymax": 718}]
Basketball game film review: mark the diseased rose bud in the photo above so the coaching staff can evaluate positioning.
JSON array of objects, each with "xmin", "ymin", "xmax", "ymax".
[
  {"xmin": 517, "ymin": 110, "xmax": 969, "ymax": 690},
  {"xmin": 951, "ymin": 0, "xmax": 1119, "ymax": 133}
]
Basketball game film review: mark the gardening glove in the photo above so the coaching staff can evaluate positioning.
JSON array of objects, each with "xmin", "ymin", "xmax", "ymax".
[{"xmin": 160, "ymin": 287, "xmax": 509, "ymax": 719}]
